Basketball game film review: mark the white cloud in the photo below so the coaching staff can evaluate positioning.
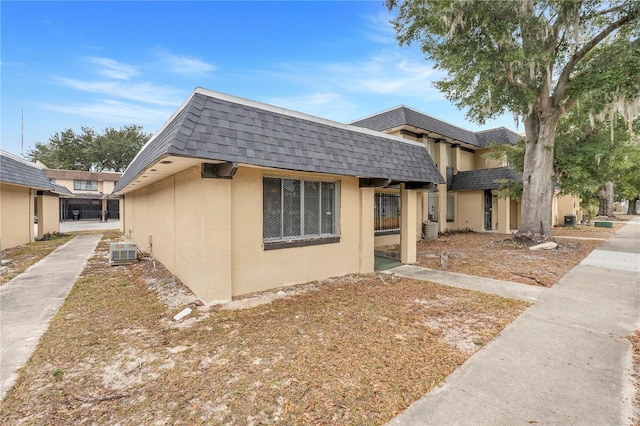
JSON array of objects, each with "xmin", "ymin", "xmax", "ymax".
[
  {"xmin": 267, "ymin": 52, "xmax": 444, "ymax": 101},
  {"xmin": 55, "ymin": 77, "xmax": 183, "ymax": 106},
  {"xmin": 43, "ymin": 99, "xmax": 173, "ymax": 128},
  {"xmin": 265, "ymin": 92, "xmax": 358, "ymax": 122},
  {"xmin": 156, "ymin": 48, "xmax": 216, "ymax": 77},
  {"xmin": 362, "ymin": 11, "xmax": 398, "ymax": 44},
  {"xmin": 87, "ymin": 57, "xmax": 139, "ymax": 80}
]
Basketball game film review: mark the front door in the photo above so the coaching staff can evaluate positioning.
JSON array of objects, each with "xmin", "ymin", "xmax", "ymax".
[{"xmin": 484, "ymin": 190, "xmax": 493, "ymax": 230}]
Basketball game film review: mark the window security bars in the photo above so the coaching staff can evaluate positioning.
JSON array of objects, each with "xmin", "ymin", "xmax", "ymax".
[
  {"xmin": 446, "ymin": 193, "xmax": 455, "ymax": 222},
  {"xmin": 428, "ymin": 192, "xmax": 439, "ymax": 222},
  {"xmin": 263, "ymin": 177, "xmax": 336, "ymax": 243},
  {"xmin": 374, "ymin": 192, "xmax": 400, "ymax": 234}
]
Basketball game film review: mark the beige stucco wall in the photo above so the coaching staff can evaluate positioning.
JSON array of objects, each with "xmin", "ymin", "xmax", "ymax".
[
  {"xmin": 51, "ymin": 177, "xmax": 116, "ymax": 196},
  {"xmin": 99, "ymin": 180, "xmax": 116, "ymax": 194},
  {"xmin": 0, "ymin": 183, "xmax": 34, "ymax": 249},
  {"xmin": 553, "ymin": 193, "xmax": 582, "ymax": 226},
  {"xmin": 457, "ymin": 149, "xmax": 475, "ymax": 172},
  {"xmin": 474, "ymin": 148, "xmax": 506, "ymax": 170},
  {"xmin": 229, "ymin": 167, "xmax": 365, "ymax": 297},
  {"xmin": 121, "ymin": 166, "xmax": 376, "ymax": 303},
  {"xmin": 36, "ymin": 193, "xmax": 60, "ymax": 238},
  {"xmin": 453, "ymin": 191, "xmax": 485, "ymax": 232}
]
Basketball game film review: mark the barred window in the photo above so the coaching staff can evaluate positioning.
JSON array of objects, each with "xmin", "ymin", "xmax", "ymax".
[
  {"xmin": 374, "ymin": 192, "xmax": 400, "ymax": 234},
  {"xmin": 428, "ymin": 192, "xmax": 439, "ymax": 222},
  {"xmin": 446, "ymin": 193, "xmax": 455, "ymax": 222},
  {"xmin": 263, "ymin": 176, "xmax": 337, "ymax": 244},
  {"xmin": 74, "ymin": 180, "xmax": 98, "ymax": 191}
]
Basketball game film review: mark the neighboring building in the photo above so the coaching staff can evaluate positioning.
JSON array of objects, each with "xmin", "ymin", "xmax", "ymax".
[
  {"xmin": 39, "ymin": 167, "xmax": 122, "ymax": 221},
  {"xmin": 0, "ymin": 150, "xmax": 61, "ymax": 249},
  {"xmin": 114, "ymin": 88, "xmax": 444, "ymax": 303},
  {"xmin": 351, "ymin": 106, "xmax": 523, "ymax": 239}
]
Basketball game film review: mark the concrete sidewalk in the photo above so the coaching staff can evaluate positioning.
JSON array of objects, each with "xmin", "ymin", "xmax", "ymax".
[
  {"xmin": 388, "ymin": 218, "xmax": 640, "ymax": 425},
  {"xmin": 0, "ymin": 234, "xmax": 102, "ymax": 400},
  {"xmin": 384, "ymin": 265, "xmax": 546, "ymax": 302}
]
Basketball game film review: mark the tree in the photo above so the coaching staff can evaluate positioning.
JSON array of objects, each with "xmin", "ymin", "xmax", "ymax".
[
  {"xmin": 555, "ymin": 110, "xmax": 640, "ymax": 216},
  {"xmin": 28, "ymin": 125, "xmax": 149, "ymax": 172},
  {"xmin": 91, "ymin": 125, "xmax": 149, "ymax": 172},
  {"xmin": 386, "ymin": 0, "xmax": 640, "ymax": 238},
  {"xmin": 28, "ymin": 127, "xmax": 95, "ymax": 170}
]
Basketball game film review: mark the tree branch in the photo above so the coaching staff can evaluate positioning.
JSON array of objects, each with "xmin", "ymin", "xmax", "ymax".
[
  {"xmin": 553, "ymin": 5, "xmax": 640, "ymax": 106},
  {"xmin": 503, "ymin": 62, "xmax": 530, "ymax": 90}
]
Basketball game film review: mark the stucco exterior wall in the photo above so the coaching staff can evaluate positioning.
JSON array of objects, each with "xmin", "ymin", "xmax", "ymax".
[
  {"xmin": 457, "ymin": 149, "xmax": 475, "ymax": 171},
  {"xmin": 121, "ymin": 166, "xmax": 376, "ymax": 303},
  {"xmin": 36, "ymin": 193, "xmax": 60, "ymax": 238},
  {"xmin": 229, "ymin": 167, "xmax": 364, "ymax": 297},
  {"xmin": 453, "ymin": 191, "xmax": 484, "ymax": 232},
  {"xmin": 553, "ymin": 193, "xmax": 582, "ymax": 226},
  {"xmin": 0, "ymin": 183, "xmax": 34, "ymax": 249},
  {"xmin": 474, "ymin": 148, "xmax": 506, "ymax": 169}
]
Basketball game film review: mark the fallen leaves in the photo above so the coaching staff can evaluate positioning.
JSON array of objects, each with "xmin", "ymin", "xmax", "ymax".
[
  {"xmin": 0, "ymin": 233, "xmax": 528, "ymax": 425},
  {"xmin": 412, "ymin": 225, "xmax": 618, "ymax": 287}
]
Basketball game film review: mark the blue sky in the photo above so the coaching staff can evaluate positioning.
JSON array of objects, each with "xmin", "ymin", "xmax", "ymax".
[{"xmin": 1, "ymin": 1, "xmax": 518, "ymax": 158}]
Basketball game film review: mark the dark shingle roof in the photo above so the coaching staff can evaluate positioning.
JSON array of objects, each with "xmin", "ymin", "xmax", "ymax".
[
  {"xmin": 0, "ymin": 150, "xmax": 54, "ymax": 191},
  {"xmin": 51, "ymin": 183, "xmax": 73, "ymax": 195},
  {"xmin": 350, "ymin": 106, "xmax": 521, "ymax": 148},
  {"xmin": 115, "ymin": 88, "xmax": 444, "ymax": 193},
  {"xmin": 475, "ymin": 128, "xmax": 521, "ymax": 146},
  {"xmin": 450, "ymin": 167, "xmax": 521, "ymax": 191}
]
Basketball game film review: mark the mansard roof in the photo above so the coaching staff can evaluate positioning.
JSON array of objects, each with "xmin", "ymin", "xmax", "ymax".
[{"xmin": 115, "ymin": 88, "xmax": 444, "ymax": 193}]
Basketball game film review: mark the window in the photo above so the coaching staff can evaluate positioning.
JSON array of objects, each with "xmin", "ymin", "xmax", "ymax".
[
  {"xmin": 428, "ymin": 192, "xmax": 439, "ymax": 222},
  {"xmin": 374, "ymin": 192, "xmax": 400, "ymax": 234},
  {"xmin": 263, "ymin": 176, "xmax": 337, "ymax": 246},
  {"xmin": 446, "ymin": 193, "xmax": 455, "ymax": 222},
  {"xmin": 74, "ymin": 180, "xmax": 98, "ymax": 191}
]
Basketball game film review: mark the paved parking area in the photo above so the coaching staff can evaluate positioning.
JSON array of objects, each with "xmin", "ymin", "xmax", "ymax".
[{"xmin": 59, "ymin": 220, "xmax": 121, "ymax": 232}]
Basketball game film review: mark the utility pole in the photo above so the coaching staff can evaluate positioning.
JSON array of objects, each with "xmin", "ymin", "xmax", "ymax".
[{"xmin": 21, "ymin": 108, "xmax": 24, "ymax": 157}]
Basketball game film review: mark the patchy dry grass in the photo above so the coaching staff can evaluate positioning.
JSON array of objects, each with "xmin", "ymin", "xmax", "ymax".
[
  {"xmin": 0, "ymin": 232, "xmax": 528, "ymax": 425},
  {"xmin": 0, "ymin": 233, "xmax": 74, "ymax": 285},
  {"xmin": 410, "ymin": 223, "xmax": 622, "ymax": 287}
]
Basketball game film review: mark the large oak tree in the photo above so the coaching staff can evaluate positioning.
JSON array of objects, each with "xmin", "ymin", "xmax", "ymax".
[
  {"xmin": 387, "ymin": 0, "xmax": 640, "ymax": 238},
  {"xmin": 28, "ymin": 125, "xmax": 149, "ymax": 172}
]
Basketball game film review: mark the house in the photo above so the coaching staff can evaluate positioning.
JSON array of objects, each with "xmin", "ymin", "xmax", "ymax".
[
  {"xmin": 113, "ymin": 88, "xmax": 444, "ymax": 303},
  {"xmin": 39, "ymin": 166, "xmax": 122, "ymax": 221},
  {"xmin": 0, "ymin": 150, "xmax": 62, "ymax": 249},
  {"xmin": 351, "ymin": 106, "xmax": 523, "ymax": 240}
]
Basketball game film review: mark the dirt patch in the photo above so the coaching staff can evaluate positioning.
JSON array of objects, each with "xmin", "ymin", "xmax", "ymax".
[
  {"xmin": 0, "ymin": 233, "xmax": 528, "ymax": 425},
  {"xmin": 409, "ymin": 224, "xmax": 620, "ymax": 287}
]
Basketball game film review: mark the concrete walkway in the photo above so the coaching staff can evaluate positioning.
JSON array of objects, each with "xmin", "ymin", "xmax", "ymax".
[
  {"xmin": 0, "ymin": 234, "xmax": 102, "ymax": 400},
  {"xmin": 388, "ymin": 217, "xmax": 640, "ymax": 425},
  {"xmin": 384, "ymin": 265, "xmax": 546, "ymax": 302}
]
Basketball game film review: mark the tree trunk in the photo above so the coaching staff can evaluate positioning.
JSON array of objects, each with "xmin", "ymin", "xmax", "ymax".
[
  {"xmin": 628, "ymin": 197, "xmax": 640, "ymax": 215},
  {"xmin": 518, "ymin": 110, "xmax": 560, "ymax": 240},
  {"xmin": 598, "ymin": 182, "xmax": 615, "ymax": 218}
]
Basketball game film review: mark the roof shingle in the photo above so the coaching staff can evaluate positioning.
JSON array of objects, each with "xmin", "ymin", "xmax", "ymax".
[
  {"xmin": 115, "ymin": 89, "xmax": 445, "ymax": 193},
  {"xmin": 450, "ymin": 167, "xmax": 522, "ymax": 191},
  {"xmin": 0, "ymin": 150, "xmax": 55, "ymax": 191},
  {"xmin": 350, "ymin": 106, "xmax": 521, "ymax": 148}
]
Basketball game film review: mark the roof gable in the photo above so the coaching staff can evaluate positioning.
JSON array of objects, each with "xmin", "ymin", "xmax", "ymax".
[{"xmin": 115, "ymin": 89, "xmax": 444, "ymax": 193}]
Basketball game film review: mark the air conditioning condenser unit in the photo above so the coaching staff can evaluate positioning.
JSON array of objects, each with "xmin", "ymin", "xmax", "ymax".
[{"xmin": 109, "ymin": 242, "xmax": 139, "ymax": 266}]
